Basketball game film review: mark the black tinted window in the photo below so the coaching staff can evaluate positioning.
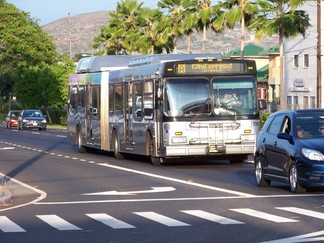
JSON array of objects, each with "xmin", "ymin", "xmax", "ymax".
[{"xmin": 268, "ymin": 114, "xmax": 285, "ymax": 135}]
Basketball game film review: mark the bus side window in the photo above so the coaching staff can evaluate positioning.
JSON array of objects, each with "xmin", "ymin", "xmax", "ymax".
[
  {"xmin": 114, "ymin": 84, "xmax": 123, "ymax": 118},
  {"xmin": 144, "ymin": 81, "xmax": 153, "ymax": 120},
  {"xmin": 134, "ymin": 82, "xmax": 143, "ymax": 120},
  {"xmin": 69, "ymin": 86, "xmax": 78, "ymax": 113}
]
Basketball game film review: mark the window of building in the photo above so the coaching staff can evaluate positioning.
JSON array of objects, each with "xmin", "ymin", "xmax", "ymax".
[
  {"xmin": 303, "ymin": 96, "xmax": 309, "ymax": 109},
  {"xmin": 294, "ymin": 96, "xmax": 299, "ymax": 109},
  {"xmin": 303, "ymin": 54, "xmax": 309, "ymax": 68},
  {"xmin": 311, "ymin": 96, "xmax": 316, "ymax": 108},
  {"xmin": 287, "ymin": 96, "xmax": 292, "ymax": 110},
  {"xmin": 294, "ymin": 54, "xmax": 299, "ymax": 68}
]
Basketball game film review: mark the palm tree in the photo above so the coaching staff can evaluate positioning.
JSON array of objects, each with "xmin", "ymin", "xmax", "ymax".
[
  {"xmin": 93, "ymin": 0, "xmax": 144, "ymax": 55},
  {"xmin": 137, "ymin": 7, "xmax": 175, "ymax": 54},
  {"xmin": 212, "ymin": 0, "xmax": 258, "ymax": 58},
  {"xmin": 196, "ymin": 0, "xmax": 213, "ymax": 52},
  {"xmin": 158, "ymin": 0, "xmax": 192, "ymax": 53},
  {"xmin": 249, "ymin": 0, "xmax": 311, "ymax": 110}
]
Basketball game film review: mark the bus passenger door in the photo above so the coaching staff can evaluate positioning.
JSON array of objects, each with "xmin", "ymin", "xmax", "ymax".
[
  {"xmin": 89, "ymin": 85, "xmax": 101, "ymax": 145},
  {"xmin": 124, "ymin": 82, "xmax": 133, "ymax": 147}
]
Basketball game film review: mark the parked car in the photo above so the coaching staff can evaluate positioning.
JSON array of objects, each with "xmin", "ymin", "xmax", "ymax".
[
  {"xmin": 17, "ymin": 109, "xmax": 47, "ymax": 131},
  {"xmin": 255, "ymin": 109, "xmax": 324, "ymax": 193},
  {"xmin": 5, "ymin": 110, "xmax": 21, "ymax": 128}
]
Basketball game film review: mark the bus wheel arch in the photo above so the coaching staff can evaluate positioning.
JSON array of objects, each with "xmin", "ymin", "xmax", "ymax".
[
  {"xmin": 112, "ymin": 129, "xmax": 124, "ymax": 160},
  {"xmin": 146, "ymin": 131, "xmax": 161, "ymax": 166}
]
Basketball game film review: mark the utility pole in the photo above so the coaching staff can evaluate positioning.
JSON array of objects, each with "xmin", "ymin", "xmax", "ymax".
[
  {"xmin": 317, "ymin": 0, "xmax": 322, "ymax": 108},
  {"xmin": 68, "ymin": 12, "xmax": 72, "ymax": 58}
]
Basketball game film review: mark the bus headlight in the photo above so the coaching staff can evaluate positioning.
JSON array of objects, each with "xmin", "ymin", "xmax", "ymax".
[
  {"xmin": 171, "ymin": 136, "xmax": 187, "ymax": 144},
  {"xmin": 240, "ymin": 134, "xmax": 256, "ymax": 142}
]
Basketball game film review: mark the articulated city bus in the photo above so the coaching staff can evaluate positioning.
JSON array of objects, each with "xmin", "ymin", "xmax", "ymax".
[{"xmin": 67, "ymin": 54, "xmax": 264, "ymax": 165}]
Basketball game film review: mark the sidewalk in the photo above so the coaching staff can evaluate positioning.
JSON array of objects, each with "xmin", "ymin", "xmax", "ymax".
[
  {"xmin": 0, "ymin": 174, "xmax": 45, "ymax": 209},
  {"xmin": 0, "ymin": 179, "xmax": 15, "ymax": 205}
]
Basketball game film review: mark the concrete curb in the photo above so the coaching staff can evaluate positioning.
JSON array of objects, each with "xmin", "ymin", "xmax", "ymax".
[{"xmin": 0, "ymin": 189, "xmax": 13, "ymax": 204}]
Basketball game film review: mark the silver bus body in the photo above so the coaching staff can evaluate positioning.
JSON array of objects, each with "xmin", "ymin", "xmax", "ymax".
[{"xmin": 68, "ymin": 54, "xmax": 260, "ymax": 164}]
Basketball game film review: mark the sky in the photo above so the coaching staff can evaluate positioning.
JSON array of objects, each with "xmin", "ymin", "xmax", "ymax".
[{"xmin": 6, "ymin": 0, "xmax": 161, "ymax": 25}]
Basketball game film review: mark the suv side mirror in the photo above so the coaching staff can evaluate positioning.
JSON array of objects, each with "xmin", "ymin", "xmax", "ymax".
[{"xmin": 258, "ymin": 99, "xmax": 267, "ymax": 110}]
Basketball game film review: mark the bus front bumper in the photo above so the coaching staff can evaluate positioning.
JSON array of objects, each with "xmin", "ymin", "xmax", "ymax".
[{"xmin": 164, "ymin": 143, "xmax": 255, "ymax": 157}]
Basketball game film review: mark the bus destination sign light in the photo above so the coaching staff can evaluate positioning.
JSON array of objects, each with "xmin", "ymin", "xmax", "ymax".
[{"xmin": 175, "ymin": 62, "xmax": 245, "ymax": 74}]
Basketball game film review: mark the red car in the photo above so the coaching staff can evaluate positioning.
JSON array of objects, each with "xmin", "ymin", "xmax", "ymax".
[{"xmin": 5, "ymin": 110, "xmax": 21, "ymax": 128}]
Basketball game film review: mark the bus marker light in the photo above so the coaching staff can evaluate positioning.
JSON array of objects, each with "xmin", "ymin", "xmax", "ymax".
[
  {"xmin": 175, "ymin": 132, "xmax": 182, "ymax": 135},
  {"xmin": 244, "ymin": 129, "xmax": 252, "ymax": 133}
]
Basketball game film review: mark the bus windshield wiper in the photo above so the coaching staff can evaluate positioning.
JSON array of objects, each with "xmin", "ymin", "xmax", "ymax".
[{"xmin": 190, "ymin": 98, "xmax": 210, "ymax": 125}]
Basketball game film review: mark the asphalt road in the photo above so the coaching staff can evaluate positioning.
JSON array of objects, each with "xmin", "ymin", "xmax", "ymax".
[{"xmin": 1, "ymin": 126, "xmax": 324, "ymax": 243}]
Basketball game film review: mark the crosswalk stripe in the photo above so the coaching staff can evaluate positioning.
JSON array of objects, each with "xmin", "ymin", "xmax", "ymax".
[
  {"xmin": 36, "ymin": 215, "xmax": 82, "ymax": 230},
  {"xmin": 230, "ymin": 208, "xmax": 299, "ymax": 223},
  {"xmin": 181, "ymin": 210, "xmax": 244, "ymax": 225},
  {"xmin": 277, "ymin": 207, "xmax": 324, "ymax": 219},
  {"xmin": 86, "ymin": 213, "xmax": 135, "ymax": 229},
  {"xmin": 0, "ymin": 216, "xmax": 26, "ymax": 232},
  {"xmin": 134, "ymin": 212, "xmax": 190, "ymax": 227}
]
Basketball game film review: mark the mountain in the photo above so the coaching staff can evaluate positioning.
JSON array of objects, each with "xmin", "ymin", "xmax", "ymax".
[{"xmin": 42, "ymin": 11, "xmax": 278, "ymax": 57}]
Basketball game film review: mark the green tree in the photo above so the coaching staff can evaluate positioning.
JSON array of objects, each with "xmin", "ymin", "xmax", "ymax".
[
  {"xmin": 0, "ymin": 1, "xmax": 54, "ymax": 100},
  {"xmin": 14, "ymin": 56, "xmax": 75, "ymax": 123},
  {"xmin": 158, "ymin": 0, "xmax": 194, "ymax": 53},
  {"xmin": 249, "ymin": 0, "xmax": 311, "ymax": 109},
  {"xmin": 196, "ymin": 0, "xmax": 213, "ymax": 52},
  {"xmin": 93, "ymin": 0, "xmax": 175, "ymax": 54},
  {"xmin": 136, "ymin": 7, "xmax": 174, "ymax": 54},
  {"xmin": 212, "ymin": 0, "xmax": 258, "ymax": 58},
  {"xmin": 0, "ymin": 0, "xmax": 75, "ymax": 120}
]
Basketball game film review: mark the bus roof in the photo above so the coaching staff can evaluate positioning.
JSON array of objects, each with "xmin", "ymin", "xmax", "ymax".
[
  {"xmin": 75, "ymin": 53, "xmax": 223, "ymax": 74},
  {"xmin": 75, "ymin": 55, "xmax": 140, "ymax": 74},
  {"xmin": 128, "ymin": 53, "xmax": 223, "ymax": 67}
]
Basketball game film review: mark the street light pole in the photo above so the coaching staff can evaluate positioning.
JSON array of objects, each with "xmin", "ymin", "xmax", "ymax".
[{"xmin": 317, "ymin": 0, "xmax": 322, "ymax": 108}]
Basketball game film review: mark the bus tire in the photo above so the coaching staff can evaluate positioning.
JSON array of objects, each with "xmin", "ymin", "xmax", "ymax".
[
  {"xmin": 147, "ymin": 133, "xmax": 161, "ymax": 166},
  {"xmin": 77, "ymin": 127, "xmax": 87, "ymax": 153},
  {"xmin": 113, "ymin": 131, "xmax": 124, "ymax": 160}
]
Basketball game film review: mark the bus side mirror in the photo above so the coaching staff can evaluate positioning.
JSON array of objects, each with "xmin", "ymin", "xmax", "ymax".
[
  {"xmin": 258, "ymin": 99, "xmax": 267, "ymax": 110},
  {"xmin": 91, "ymin": 107, "xmax": 98, "ymax": 116}
]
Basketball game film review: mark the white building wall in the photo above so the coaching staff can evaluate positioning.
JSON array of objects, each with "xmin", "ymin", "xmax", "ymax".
[{"xmin": 284, "ymin": 0, "xmax": 324, "ymax": 109}]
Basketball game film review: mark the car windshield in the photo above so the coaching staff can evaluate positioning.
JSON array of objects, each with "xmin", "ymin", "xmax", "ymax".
[
  {"xmin": 25, "ymin": 110, "xmax": 43, "ymax": 117},
  {"xmin": 295, "ymin": 112, "xmax": 324, "ymax": 138},
  {"xmin": 10, "ymin": 111, "xmax": 20, "ymax": 117}
]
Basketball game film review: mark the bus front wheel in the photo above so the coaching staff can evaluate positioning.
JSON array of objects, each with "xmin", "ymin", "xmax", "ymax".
[
  {"xmin": 113, "ymin": 131, "xmax": 124, "ymax": 160},
  {"xmin": 147, "ymin": 133, "xmax": 161, "ymax": 166},
  {"xmin": 76, "ymin": 127, "xmax": 87, "ymax": 153}
]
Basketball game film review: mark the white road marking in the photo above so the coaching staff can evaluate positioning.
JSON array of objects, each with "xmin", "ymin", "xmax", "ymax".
[
  {"xmin": 230, "ymin": 208, "xmax": 299, "ymax": 223},
  {"xmin": 82, "ymin": 187, "xmax": 176, "ymax": 196},
  {"xmin": 97, "ymin": 163, "xmax": 254, "ymax": 197},
  {"xmin": 0, "ymin": 147, "xmax": 15, "ymax": 150},
  {"xmin": 1, "ymin": 140, "xmax": 324, "ymax": 208},
  {"xmin": 0, "ymin": 216, "xmax": 26, "ymax": 232},
  {"xmin": 36, "ymin": 215, "xmax": 82, "ymax": 231},
  {"xmin": 263, "ymin": 230, "xmax": 324, "ymax": 243},
  {"xmin": 181, "ymin": 210, "xmax": 244, "ymax": 224},
  {"xmin": 86, "ymin": 213, "xmax": 135, "ymax": 229},
  {"xmin": 134, "ymin": 212, "xmax": 190, "ymax": 227},
  {"xmin": 277, "ymin": 207, "xmax": 324, "ymax": 219}
]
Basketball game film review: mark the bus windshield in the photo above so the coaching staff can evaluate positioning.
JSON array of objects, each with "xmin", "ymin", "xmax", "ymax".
[
  {"xmin": 164, "ymin": 78, "xmax": 211, "ymax": 117},
  {"xmin": 213, "ymin": 77, "xmax": 258, "ymax": 116}
]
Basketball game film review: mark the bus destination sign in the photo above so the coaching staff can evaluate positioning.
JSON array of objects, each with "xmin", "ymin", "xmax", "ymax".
[{"xmin": 175, "ymin": 62, "xmax": 245, "ymax": 74}]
